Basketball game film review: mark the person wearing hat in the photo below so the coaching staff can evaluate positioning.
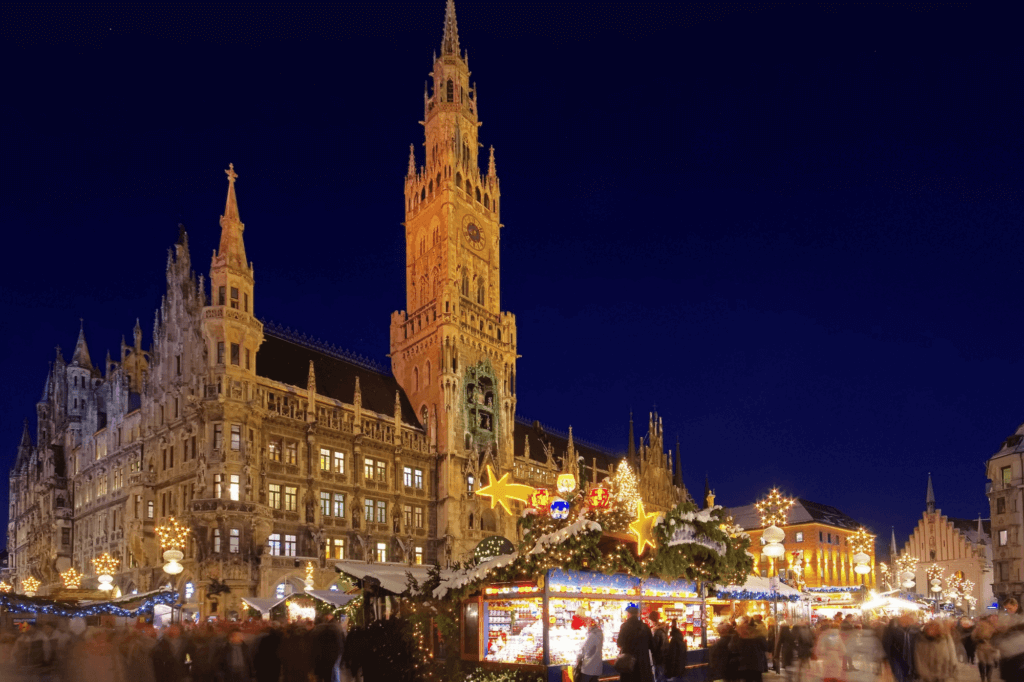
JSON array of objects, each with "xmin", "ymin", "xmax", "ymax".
[{"xmin": 617, "ymin": 605, "xmax": 655, "ymax": 682}]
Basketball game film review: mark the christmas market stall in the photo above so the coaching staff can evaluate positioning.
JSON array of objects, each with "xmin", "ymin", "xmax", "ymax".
[
  {"xmin": 709, "ymin": 575, "xmax": 805, "ymax": 629},
  {"xmin": 805, "ymin": 585, "xmax": 867, "ymax": 621},
  {"xmin": 335, "ymin": 559, "xmax": 432, "ymax": 625},
  {"xmin": 0, "ymin": 588, "xmax": 179, "ymax": 629},
  {"xmin": 425, "ymin": 462, "xmax": 754, "ymax": 682}
]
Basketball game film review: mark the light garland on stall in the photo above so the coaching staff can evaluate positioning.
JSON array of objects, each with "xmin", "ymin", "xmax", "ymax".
[{"xmin": 0, "ymin": 589, "xmax": 178, "ymax": 617}]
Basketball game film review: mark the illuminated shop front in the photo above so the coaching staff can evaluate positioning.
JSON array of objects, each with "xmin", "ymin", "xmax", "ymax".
[{"xmin": 464, "ymin": 569, "xmax": 707, "ymax": 674}]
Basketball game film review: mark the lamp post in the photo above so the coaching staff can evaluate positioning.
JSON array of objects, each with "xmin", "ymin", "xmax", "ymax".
[
  {"xmin": 156, "ymin": 517, "xmax": 190, "ymax": 577},
  {"xmin": 757, "ymin": 488, "xmax": 795, "ymax": 629}
]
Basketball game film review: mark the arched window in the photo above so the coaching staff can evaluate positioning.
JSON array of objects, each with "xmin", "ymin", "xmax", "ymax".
[
  {"xmin": 413, "ymin": 367, "xmax": 419, "ymax": 392},
  {"xmin": 466, "ymin": 178, "xmax": 472, "ymax": 193},
  {"xmin": 477, "ymin": 282, "xmax": 485, "ymax": 305},
  {"xmin": 420, "ymin": 187, "xmax": 426, "ymax": 201},
  {"xmin": 497, "ymin": 329, "xmax": 502, "ymax": 341},
  {"xmin": 455, "ymin": 172, "xmax": 463, "ymax": 188},
  {"xmin": 426, "ymin": 361, "xmax": 432, "ymax": 386},
  {"xmin": 461, "ymin": 272, "xmax": 469, "ymax": 296},
  {"xmin": 484, "ymin": 194, "xmax": 490, "ymax": 209},
  {"xmin": 436, "ymin": 172, "xmax": 441, "ymax": 187},
  {"xmin": 421, "ymin": 405, "xmax": 428, "ymax": 427},
  {"xmin": 428, "ymin": 179, "xmax": 433, "ymax": 194},
  {"xmin": 475, "ymin": 187, "xmax": 481, "ymax": 202},
  {"xmin": 446, "ymin": 79, "xmax": 454, "ymax": 102}
]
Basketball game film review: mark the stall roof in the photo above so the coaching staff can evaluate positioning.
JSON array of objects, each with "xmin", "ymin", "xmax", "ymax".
[
  {"xmin": 306, "ymin": 590, "xmax": 357, "ymax": 607},
  {"xmin": 718, "ymin": 575, "xmax": 802, "ymax": 599},
  {"xmin": 333, "ymin": 561, "xmax": 432, "ymax": 595},
  {"xmin": 240, "ymin": 596, "xmax": 288, "ymax": 613}
]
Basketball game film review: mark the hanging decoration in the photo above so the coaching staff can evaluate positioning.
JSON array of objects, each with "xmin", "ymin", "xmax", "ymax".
[
  {"xmin": 550, "ymin": 499, "xmax": 570, "ymax": 520},
  {"xmin": 22, "ymin": 577, "xmax": 40, "ymax": 597},
  {"xmin": 587, "ymin": 487, "xmax": 611, "ymax": 510},
  {"xmin": 926, "ymin": 564, "xmax": 944, "ymax": 593},
  {"xmin": 755, "ymin": 488, "xmax": 796, "ymax": 527},
  {"xmin": 896, "ymin": 554, "xmax": 918, "ymax": 589},
  {"xmin": 629, "ymin": 500, "xmax": 661, "ymax": 555},
  {"xmin": 0, "ymin": 581, "xmax": 11, "ymax": 593},
  {"xmin": 60, "ymin": 567, "xmax": 83, "ymax": 589},
  {"xmin": 475, "ymin": 465, "xmax": 536, "ymax": 515},
  {"xmin": 850, "ymin": 527, "xmax": 874, "ymax": 575},
  {"xmin": 530, "ymin": 488, "xmax": 552, "ymax": 512},
  {"xmin": 305, "ymin": 561, "xmax": 316, "ymax": 591},
  {"xmin": 92, "ymin": 553, "xmax": 119, "ymax": 592},
  {"xmin": 556, "ymin": 474, "xmax": 577, "ymax": 495},
  {"xmin": 156, "ymin": 516, "xmax": 189, "ymax": 576}
]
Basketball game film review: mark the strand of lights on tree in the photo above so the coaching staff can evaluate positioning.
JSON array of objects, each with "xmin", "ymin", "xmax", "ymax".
[
  {"xmin": 60, "ymin": 567, "xmax": 83, "ymax": 589},
  {"xmin": 612, "ymin": 461, "xmax": 639, "ymax": 512}
]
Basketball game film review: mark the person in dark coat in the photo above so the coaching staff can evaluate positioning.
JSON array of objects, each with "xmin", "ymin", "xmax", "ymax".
[
  {"xmin": 618, "ymin": 605, "xmax": 655, "ymax": 682},
  {"xmin": 253, "ymin": 623, "xmax": 283, "ymax": 682},
  {"xmin": 151, "ymin": 625, "xmax": 192, "ymax": 682},
  {"xmin": 280, "ymin": 623, "xmax": 314, "ymax": 682},
  {"xmin": 664, "ymin": 620, "xmax": 688, "ymax": 682},
  {"xmin": 728, "ymin": 620, "xmax": 767, "ymax": 682},
  {"xmin": 218, "ymin": 629, "xmax": 253, "ymax": 682},
  {"xmin": 312, "ymin": 615, "xmax": 346, "ymax": 682},
  {"xmin": 650, "ymin": 611, "xmax": 670, "ymax": 682},
  {"xmin": 777, "ymin": 623, "xmax": 794, "ymax": 671},
  {"xmin": 709, "ymin": 622, "xmax": 736, "ymax": 682}
]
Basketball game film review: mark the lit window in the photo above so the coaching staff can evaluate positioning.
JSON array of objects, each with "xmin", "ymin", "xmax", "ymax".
[
  {"xmin": 321, "ymin": 448, "xmax": 331, "ymax": 471},
  {"xmin": 185, "ymin": 581, "xmax": 194, "ymax": 600},
  {"xmin": 268, "ymin": 484, "xmax": 281, "ymax": 509},
  {"xmin": 404, "ymin": 504, "xmax": 413, "ymax": 528},
  {"xmin": 333, "ymin": 451, "xmax": 345, "ymax": 474},
  {"xmin": 214, "ymin": 528, "xmax": 221, "ymax": 553},
  {"xmin": 327, "ymin": 538, "xmax": 345, "ymax": 560},
  {"xmin": 268, "ymin": 441, "xmax": 281, "ymax": 461},
  {"xmin": 284, "ymin": 534, "xmax": 297, "ymax": 557},
  {"xmin": 414, "ymin": 469, "xmax": 424, "ymax": 489},
  {"xmin": 414, "ymin": 546, "xmax": 423, "ymax": 565},
  {"xmin": 364, "ymin": 458, "xmax": 374, "ymax": 480},
  {"xmin": 333, "ymin": 493, "xmax": 345, "ymax": 518},
  {"xmin": 284, "ymin": 486, "xmax": 297, "ymax": 512},
  {"xmin": 229, "ymin": 474, "xmax": 240, "ymax": 501},
  {"xmin": 1000, "ymin": 530, "xmax": 1009, "ymax": 546},
  {"xmin": 285, "ymin": 442, "xmax": 297, "ymax": 465},
  {"xmin": 415, "ymin": 506, "xmax": 424, "ymax": 529},
  {"xmin": 268, "ymin": 533, "xmax": 282, "ymax": 556},
  {"xmin": 404, "ymin": 466, "xmax": 413, "ymax": 487},
  {"xmin": 214, "ymin": 474, "xmax": 223, "ymax": 499},
  {"xmin": 147, "ymin": 500, "xmax": 154, "ymax": 519},
  {"xmin": 276, "ymin": 583, "xmax": 286, "ymax": 599},
  {"xmin": 376, "ymin": 542, "xmax": 387, "ymax": 563},
  {"xmin": 795, "ymin": 532, "xmax": 804, "ymax": 542},
  {"xmin": 376, "ymin": 461, "xmax": 386, "ymax": 482},
  {"xmin": 230, "ymin": 425, "xmax": 241, "ymax": 451},
  {"xmin": 1003, "ymin": 466, "xmax": 1013, "ymax": 486},
  {"xmin": 467, "ymin": 475, "xmax": 475, "ymax": 492},
  {"xmin": 376, "ymin": 500, "xmax": 387, "ymax": 524},
  {"xmin": 320, "ymin": 491, "xmax": 331, "ymax": 516},
  {"xmin": 229, "ymin": 528, "xmax": 240, "ymax": 554},
  {"xmin": 365, "ymin": 498, "xmax": 374, "ymax": 522}
]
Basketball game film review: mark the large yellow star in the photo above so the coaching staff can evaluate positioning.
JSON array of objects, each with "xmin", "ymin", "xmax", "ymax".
[
  {"xmin": 475, "ymin": 465, "xmax": 537, "ymax": 515},
  {"xmin": 629, "ymin": 499, "xmax": 661, "ymax": 556}
]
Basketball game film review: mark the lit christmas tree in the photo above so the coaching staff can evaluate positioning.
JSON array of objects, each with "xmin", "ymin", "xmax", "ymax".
[{"xmin": 612, "ymin": 460, "xmax": 639, "ymax": 512}]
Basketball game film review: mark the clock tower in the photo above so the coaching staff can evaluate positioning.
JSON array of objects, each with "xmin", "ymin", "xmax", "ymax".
[{"xmin": 390, "ymin": 0, "xmax": 519, "ymax": 561}]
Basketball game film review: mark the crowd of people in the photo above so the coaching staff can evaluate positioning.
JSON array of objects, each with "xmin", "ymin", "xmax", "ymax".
[
  {"xmin": 0, "ymin": 614, "xmax": 346, "ymax": 682},
  {"xmin": 609, "ymin": 600, "xmax": 1024, "ymax": 682}
]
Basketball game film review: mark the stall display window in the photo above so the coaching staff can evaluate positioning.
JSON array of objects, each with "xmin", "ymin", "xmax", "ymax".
[
  {"xmin": 483, "ymin": 598, "xmax": 543, "ymax": 665},
  {"xmin": 548, "ymin": 598, "xmax": 629, "ymax": 665}
]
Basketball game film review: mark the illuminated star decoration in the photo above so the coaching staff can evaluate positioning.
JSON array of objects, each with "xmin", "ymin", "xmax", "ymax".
[
  {"xmin": 756, "ymin": 488, "xmax": 796, "ymax": 528},
  {"xmin": 475, "ymin": 465, "xmax": 536, "ymax": 515},
  {"xmin": 22, "ymin": 576, "xmax": 40, "ymax": 595},
  {"xmin": 60, "ymin": 567, "xmax": 83, "ymax": 589},
  {"xmin": 629, "ymin": 499, "xmax": 661, "ymax": 555},
  {"xmin": 0, "ymin": 581, "xmax": 11, "ymax": 593}
]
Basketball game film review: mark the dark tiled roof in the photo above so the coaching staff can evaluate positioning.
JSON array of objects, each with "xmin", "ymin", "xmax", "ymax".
[
  {"xmin": 795, "ymin": 498, "xmax": 863, "ymax": 531},
  {"xmin": 256, "ymin": 332, "xmax": 421, "ymax": 428},
  {"xmin": 512, "ymin": 417, "xmax": 623, "ymax": 472},
  {"xmin": 949, "ymin": 517, "xmax": 991, "ymax": 543}
]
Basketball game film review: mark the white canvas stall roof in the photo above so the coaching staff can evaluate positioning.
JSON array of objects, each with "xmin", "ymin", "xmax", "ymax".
[
  {"xmin": 240, "ymin": 596, "xmax": 289, "ymax": 613},
  {"xmin": 718, "ymin": 575, "xmax": 802, "ymax": 598},
  {"xmin": 306, "ymin": 590, "xmax": 357, "ymax": 607},
  {"xmin": 333, "ymin": 560, "xmax": 432, "ymax": 595}
]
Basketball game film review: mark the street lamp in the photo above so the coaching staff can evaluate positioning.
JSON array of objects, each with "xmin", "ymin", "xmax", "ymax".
[
  {"xmin": 92, "ymin": 553, "xmax": 119, "ymax": 592},
  {"xmin": 156, "ymin": 517, "xmax": 190, "ymax": 576},
  {"xmin": 850, "ymin": 528, "xmax": 874, "ymax": 578}
]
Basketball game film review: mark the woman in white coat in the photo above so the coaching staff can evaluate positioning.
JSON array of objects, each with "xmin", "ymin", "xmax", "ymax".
[{"xmin": 577, "ymin": 619, "xmax": 606, "ymax": 682}]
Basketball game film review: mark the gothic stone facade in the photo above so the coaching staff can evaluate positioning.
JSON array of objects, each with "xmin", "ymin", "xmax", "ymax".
[{"xmin": 6, "ymin": 1, "xmax": 690, "ymax": 615}]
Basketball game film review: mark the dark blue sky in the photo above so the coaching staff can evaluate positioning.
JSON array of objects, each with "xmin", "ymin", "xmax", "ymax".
[{"xmin": 1, "ymin": 2, "xmax": 1021, "ymax": 556}]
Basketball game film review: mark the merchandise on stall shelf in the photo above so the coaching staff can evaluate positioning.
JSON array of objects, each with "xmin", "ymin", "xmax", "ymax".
[
  {"xmin": 485, "ymin": 598, "xmax": 544, "ymax": 664},
  {"xmin": 548, "ymin": 598, "xmax": 628, "ymax": 664}
]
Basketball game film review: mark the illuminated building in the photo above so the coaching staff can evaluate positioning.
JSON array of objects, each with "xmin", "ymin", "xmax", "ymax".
[{"xmin": 986, "ymin": 425, "xmax": 1024, "ymax": 604}]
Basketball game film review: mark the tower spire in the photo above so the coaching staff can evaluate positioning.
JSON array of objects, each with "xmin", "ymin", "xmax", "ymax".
[
  {"xmin": 926, "ymin": 472, "xmax": 935, "ymax": 513},
  {"xmin": 488, "ymin": 145, "xmax": 497, "ymax": 178},
  {"xmin": 890, "ymin": 526, "xmax": 897, "ymax": 559},
  {"xmin": 218, "ymin": 163, "xmax": 248, "ymax": 271},
  {"xmin": 441, "ymin": 0, "xmax": 460, "ymax": 57},
  {"xmin": 407, "ymin": 144, "xmax": 416, "ymax": 178},
  {"xmin": 71, "ymin": 319, "xmax": 93, "ymax": 371},
  {"xmin": 20, "ymin": 419, "xmax": 31, "ymax": 448}
]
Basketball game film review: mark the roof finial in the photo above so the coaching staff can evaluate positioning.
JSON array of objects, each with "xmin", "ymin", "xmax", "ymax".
[
  {"xmin": 408, "ymin": 144, "xmax": 416, "ymax": 178},
  {"xmin": 441, "ymin": 0, "xmax": 460, "ymax": 57},
  {"xmin": 488, "ymin": 145, "xmax": 496, "ymax": 177}
]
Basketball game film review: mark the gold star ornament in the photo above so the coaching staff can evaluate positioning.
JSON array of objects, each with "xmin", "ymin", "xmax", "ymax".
[
  {"xmin": 629, "ymin": 499, "xmax": 661, "ymax": 555},
  {"xmin": 475, "ymin": 465, "xmax": 537, "ymax": 515}
]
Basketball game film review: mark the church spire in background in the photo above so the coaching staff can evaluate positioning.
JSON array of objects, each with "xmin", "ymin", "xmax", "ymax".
[
  {"xmin": 218, "ymin": 163, "xmax": 248, "ymax": 272},
  {"xmin": 71, "ymin": 319, "xmax": 93, "ymax": 371},
  {"xmin": 441, "ymin": 0, "xmax": 460, "ymax": 57},
  {"xmin": 926, "ymin": 472, "xmax": 935, "ymax": 513}
]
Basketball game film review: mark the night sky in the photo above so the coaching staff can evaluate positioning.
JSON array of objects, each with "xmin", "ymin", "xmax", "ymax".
[{"xmin": 2, "ymin": 2, "xmax": 1021, "ymax": 557}]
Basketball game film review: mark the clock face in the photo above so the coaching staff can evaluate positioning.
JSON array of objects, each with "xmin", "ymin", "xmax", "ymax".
[{"xmin": 465, "ymin": 223, "xmax": 484, "ymax": 249}]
